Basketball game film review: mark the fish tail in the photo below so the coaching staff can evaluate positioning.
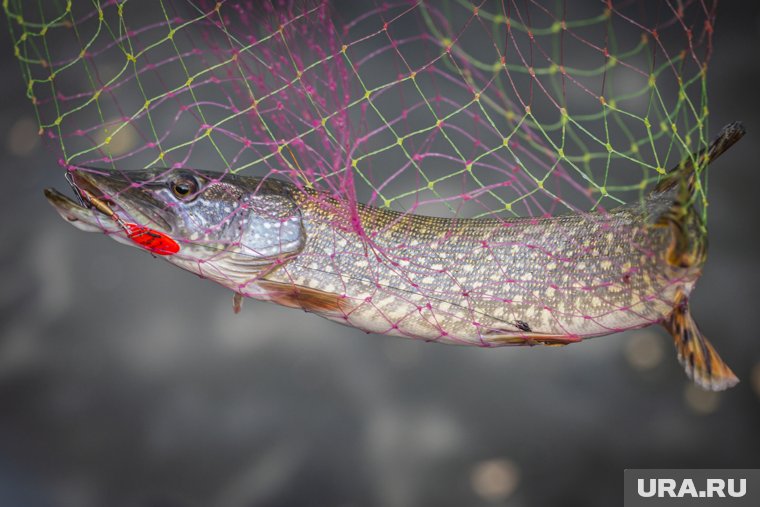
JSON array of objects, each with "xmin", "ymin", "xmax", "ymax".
[
  {"xmin": 663, "ymin": 291, "xmax": 739, "ymax": 391},
  {"xmin": 652, "ymin": 122, "xmax": 745, "ymax": 268}
]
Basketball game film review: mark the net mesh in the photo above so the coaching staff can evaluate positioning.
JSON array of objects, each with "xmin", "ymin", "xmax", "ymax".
[
  {"xmin": 6, "ymin": 0, "xmax": 715, "ymax": 216},
  {"xmin": 5, "ymin": 0, "xmax": 719, "ymax": 343}
]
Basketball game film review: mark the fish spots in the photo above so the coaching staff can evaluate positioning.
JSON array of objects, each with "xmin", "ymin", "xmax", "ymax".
[{"xmin": 277, "ymin": 187, "xmax": 688, "ymax": 347}]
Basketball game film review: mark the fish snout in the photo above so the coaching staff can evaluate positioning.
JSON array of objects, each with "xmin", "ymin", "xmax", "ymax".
[{"xmin": 70, "ymin": 168, "xmax": 120, "ymax": 202}]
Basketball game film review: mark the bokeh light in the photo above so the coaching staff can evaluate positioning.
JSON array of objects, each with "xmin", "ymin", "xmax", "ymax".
[
  {"xmin": 625, "ymin": 331, "xmax": 665, "ymax": 371},
  {"xmin": 471, "ymin": 458, "xmax": 521, "ymax": 502}
]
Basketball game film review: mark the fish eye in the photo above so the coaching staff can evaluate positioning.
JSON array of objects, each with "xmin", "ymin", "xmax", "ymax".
[{"xmin": 170, "ymin": 176, "xmax": 198, "ymax": 200}]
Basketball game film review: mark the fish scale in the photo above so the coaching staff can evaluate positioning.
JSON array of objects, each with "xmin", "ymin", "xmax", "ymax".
[{"xmin": 269, "ymin": 190, "xmax": 680, "ymax": 345}]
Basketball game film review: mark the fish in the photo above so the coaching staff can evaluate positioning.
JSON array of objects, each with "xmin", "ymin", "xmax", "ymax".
[{"xmin": 44, "ymin": 122, "xmax": 746, "ymax": 391}]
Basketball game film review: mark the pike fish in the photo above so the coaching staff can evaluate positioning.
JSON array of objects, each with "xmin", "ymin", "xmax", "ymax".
[{"xmin": 45, "ymin": 123, "xmax": 745, "ymax": 391}]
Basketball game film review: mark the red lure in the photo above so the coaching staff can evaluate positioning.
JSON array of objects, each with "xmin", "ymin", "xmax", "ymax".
[
  {"xmin": 122, "ymin": 222, "xmax": 180, "ymax": 255},
  {"xmin": 76, "ymin": 187, "xmax": 180, "ymax": 256}
]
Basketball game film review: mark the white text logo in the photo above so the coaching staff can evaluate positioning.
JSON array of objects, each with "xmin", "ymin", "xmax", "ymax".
[{"xmin": 637, "ymin": 478, "xmax": 746, "ymax": 498}]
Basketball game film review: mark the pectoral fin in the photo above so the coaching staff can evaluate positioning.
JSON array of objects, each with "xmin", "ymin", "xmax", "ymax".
[
  {"xmin": 232, "ymin": 293, "xmax": 243, "ymax": 314},
  {"xmin": 664, "ymin": 291, "xmax": 738, "ymax": 391},
  {"xmin": 257, "ymin": 280, "xmax": 350, "ymax": 316}
]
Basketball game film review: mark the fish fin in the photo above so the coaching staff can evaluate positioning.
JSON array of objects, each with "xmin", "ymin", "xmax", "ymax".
[
  {"xmin": 257, "ymin": 280, "xmax": 349, "ymax": 315},
  {"xmin": 486, "ymin": 332, "xmax": 582, "ymax": 347},
  {"xmin": 654, "ymin": 122, "xmax": 745, "ymax": 194},
  {"xmin": 650, "ymin": 123, "xmax": 745, "ymax": 267},
  {"xmin": 232, "ymin": 293, "xmax": 243, "ymax": 314},
  {"xmin": 663, "ymin": 292, "xmax": 739, "ymax": 391},
  {"xmin": 652, "ymin": 198, "xmax": 705, "ymax": 268}
]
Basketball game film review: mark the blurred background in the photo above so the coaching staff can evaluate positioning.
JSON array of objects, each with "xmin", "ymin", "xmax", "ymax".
[{"xmin": 1, "ymin": 2, "xmax": 759, "ymax": 507}]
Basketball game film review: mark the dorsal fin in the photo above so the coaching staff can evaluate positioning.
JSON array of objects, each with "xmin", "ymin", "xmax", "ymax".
[
  {"xmin": 654, "ymin": 122, "xmax": 746, "ymax": 194},
  {"xmin": 650, "ymin": 122, "xmax": 745, "ymax": 268}
]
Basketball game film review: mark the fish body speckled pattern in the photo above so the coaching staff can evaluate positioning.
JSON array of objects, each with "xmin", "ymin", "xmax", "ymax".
[
  {"xmin": 44, "ymin": 123, "xmax": 745, "ymax": 390},
  {"xmin": 275, "ymin": 188, "xmax": 681, "ymax": 345}
]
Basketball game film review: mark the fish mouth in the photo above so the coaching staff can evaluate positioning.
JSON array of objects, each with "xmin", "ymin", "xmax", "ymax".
[
  {"xmin": 44, "ymin": 168, "xmax": 171, "ymax": 233},
  {"xmin": 72, "ymin": 170, "xmax": 120, "ymax": 209},
  {"xmin": 43, "ymin": 169, "xmax": 125, "ymax": 232},
  {"xmin": 43, "ymin": 186, "xmax": 87, "ymax": 215},
  {"xmin": 43, "ymin": 186, "xmax": 118, "ymax": 233}
]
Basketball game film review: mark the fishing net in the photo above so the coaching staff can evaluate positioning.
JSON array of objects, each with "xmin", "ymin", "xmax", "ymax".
[{"xmin": 5, "ymin": 0, "xmax": 718, "ymax": 343}]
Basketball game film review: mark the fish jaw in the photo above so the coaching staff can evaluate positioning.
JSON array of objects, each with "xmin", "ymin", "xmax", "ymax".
[
  {"xmin": 44, "ymin": 186, "xmax": 156, "ymax": 255},
  {"xmin": 71, "ymin": 168, "xmax": 174, "ymax": 233},
  {"xmin": 44, "ymin": 166, "xmax": 166, "ymax": 235},
  {"xmin": 44, "ymin": 187, "xmax": 121, "ymax": 235}
]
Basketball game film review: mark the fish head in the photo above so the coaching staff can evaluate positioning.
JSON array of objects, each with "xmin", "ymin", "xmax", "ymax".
[{"xmin": 45, "ymin": 167, "xmax": 305, "ymax": 287}]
